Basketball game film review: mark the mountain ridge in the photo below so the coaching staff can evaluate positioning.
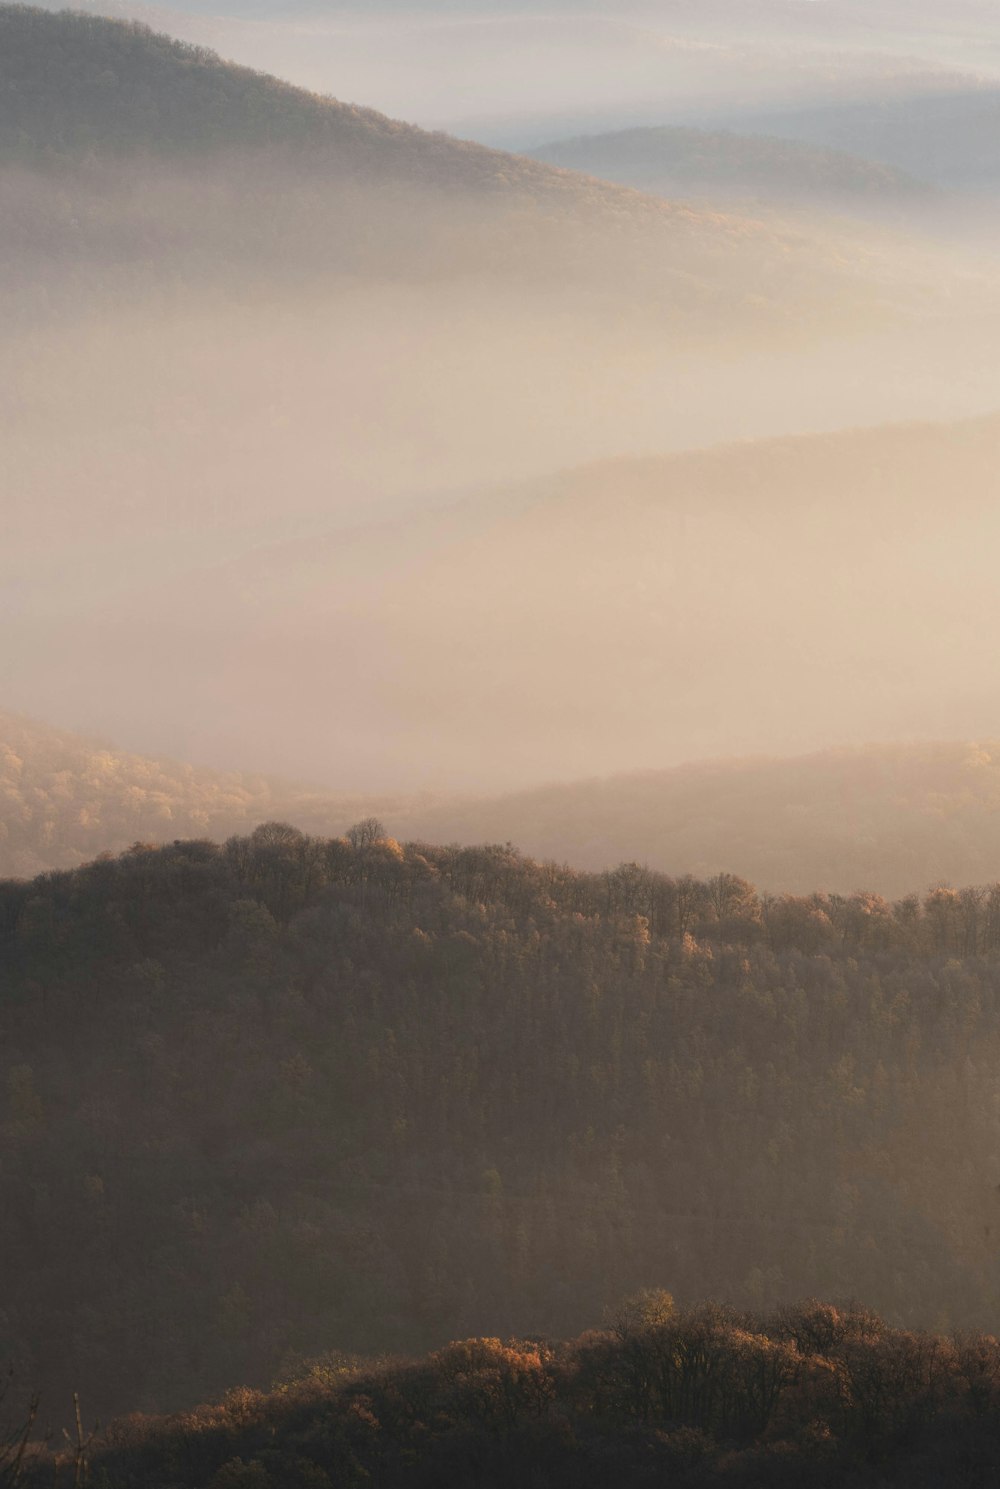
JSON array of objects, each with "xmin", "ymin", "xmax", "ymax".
[
  {"xmin": 9, "ymin": 706, "xmax": 1000, "ymax": 896},
  {"xmin": 529, "ymin": 124, "xmax": 929, "ymax": 209}
]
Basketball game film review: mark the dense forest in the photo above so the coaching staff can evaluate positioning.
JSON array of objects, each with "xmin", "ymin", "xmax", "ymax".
[
  {"xmin": 5, "ymin": 826, "xmax": 1000, "ymax": 1427},
  {"xmin": 12, "ymin": 1298, "xmax": 1000, "ymax": 1487}
]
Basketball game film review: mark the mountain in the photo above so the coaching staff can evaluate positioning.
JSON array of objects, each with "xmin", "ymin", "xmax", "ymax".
[
  {"xmin": 0, "ymin": 4, "xmax": 871, "ymax": 315},
  {"xmin": 27, "ymin": 0, "xmax": 997, "ymax": 144},
  {"xmin": 529, "ymin": 126, "xmax": 928, "ymax": 212},
  {"xmin": 4, "ymin": 828, "xmax": 1000, "ymax": 1422},
  {"xmin": 12, "ymin": 711, "xmax": 1000, "ymax": 898},
  {"xmin": 734, "ymin": 88, "xmax": 1000, "ymax": 189},
  {"xmin": 401, "ymin": 742, "xmax": 1000, "ymax": 898},
  {"xmin": 5, "ymin": 3, "xmax": 946, "ymax": 616}
]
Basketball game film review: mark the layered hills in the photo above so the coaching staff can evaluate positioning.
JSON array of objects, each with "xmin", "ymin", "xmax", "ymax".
[
  {"xmin": 10, "ymin": 711, "xmax": 1000, "ymax": 897},
  {"xmin": 406, "ymin": 742, "xmax": 1000, "ymax": 899},
  {"xmin": 0, "ymin": 4, "xmax": 861, "ymax": 309},
  {"xmin": 737, "ymin": 87, "xmax": 1000, "ymax": 189},
  {"xmin": 28, "ymin": 0, "xmax": 996, "ymax": 146},
  {"xmin": 6, "ymin": 2, "xmax": 952, "ymax": 621}
]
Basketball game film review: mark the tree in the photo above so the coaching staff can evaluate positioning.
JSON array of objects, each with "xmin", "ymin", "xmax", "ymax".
[{"xmin": 345, "ymin": 819, "xmax": 385, "ymax": 849}]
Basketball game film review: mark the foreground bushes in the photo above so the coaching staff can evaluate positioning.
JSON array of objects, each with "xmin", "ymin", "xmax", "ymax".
[{"xmin": 16, "ymin": 1300, "xmax": 1000, "ymax": 1487}]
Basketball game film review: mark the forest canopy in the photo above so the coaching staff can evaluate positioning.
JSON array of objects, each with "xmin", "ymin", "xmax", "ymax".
[{"xmin": 4, "ymin": 827, "xmax": 1000, "ymax": 1424}]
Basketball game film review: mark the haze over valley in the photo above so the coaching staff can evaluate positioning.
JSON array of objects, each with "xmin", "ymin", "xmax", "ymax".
[{"xmin": 8, "ymin": 4, "xmax": 1000, "ymax": 1485}]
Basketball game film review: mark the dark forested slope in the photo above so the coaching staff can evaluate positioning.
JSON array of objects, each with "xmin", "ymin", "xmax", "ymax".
[
  {"xmin": 0, "ymin": 2, "xmax": 560, "ymax": 183},
  {"xmin": 4, "ymin": 828, "xmax": 1000, "ymax": 1422}
]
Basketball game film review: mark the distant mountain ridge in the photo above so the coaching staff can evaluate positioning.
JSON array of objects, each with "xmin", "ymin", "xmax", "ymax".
[
  {"xmin": 733, "ymin": 86, "xmax": 1000, "ymax": 187},
  {"xmin": 8, "ymin": 709, "xmax": 1000, "ymax": 896},
  {"xmin": 529, "ymin": 125, "xmax": 927, "ymax": 207},
  {"xmin": 403, "ymin": 742, "xmax": 1000, "ymax": 898}
]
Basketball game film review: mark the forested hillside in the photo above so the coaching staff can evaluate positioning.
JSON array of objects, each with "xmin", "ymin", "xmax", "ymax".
[
  {"xmin": 0, "ymin": 709, "xmax": 392, "ymax": 879},
  {"xmin": 5, "ymin": 827, "xmax": 1000, "ymax": 1423},
  {"xmin": 0, "ymin": 3, "xmax": 863, "ymax": 322},
  {"xmin": 19, "ymin": 1301, "xmax": 1000, "ymax": 1488}
]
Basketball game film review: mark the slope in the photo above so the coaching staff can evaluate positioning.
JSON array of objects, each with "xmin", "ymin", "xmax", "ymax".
[
  {"xmin": 27, "ymin": 0, "xmax": 996, "ymax": 145},
  {"xmin": 0, "ymin": 709, "xmax": 396, "ymax": 878},
  {"xmin": 0, "ymin": 3, "xmax": 866, "ymax": 308},
  {"xmin": 529, "ymin": 126, "xmax": 928, "ymax": 211},
  {"xmin": 400, "ymin": 742, "xmax": 1000, "ymax": 898},
  {"xmin": 12, "ymin": 711, "xmax": 1000, "ymax": 898},
  {"xmin": 3, "ymin": 2, "xmax": 943, "ymax": 597},
  {"xmin": 735, "ymin": 87, "xmax": 1000, "ymax": 188},
  {"xmin": 3, "ymin": 829, "xmax": 1000, "ymax": 1421}
]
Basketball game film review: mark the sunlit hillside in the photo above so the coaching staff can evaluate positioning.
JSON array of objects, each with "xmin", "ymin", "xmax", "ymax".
[
  {"xmin": 0, "ymin": 709, "xmax": 395, "ymax": 878},
  {"xmin": 12, "ymin": 1, "xmax": 1000, "ymax": 1483}
]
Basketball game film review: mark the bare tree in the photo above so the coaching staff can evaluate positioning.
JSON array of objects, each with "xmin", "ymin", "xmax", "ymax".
[
  {"xmin": 346, "ymin": 817, "xmax": 385, "ymax": 849},
  {"xmin": 0, "ymin": 1372, "xmax": 39, "ymax": 1488}
]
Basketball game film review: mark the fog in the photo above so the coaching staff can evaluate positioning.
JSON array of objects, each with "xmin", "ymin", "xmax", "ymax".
[
  {"xmin": 6, "ymin": 219, "xmax": 1000, "ymax": 791},
  {"xmin": 16, "ymin": 3, "xmax": 1000, "ymax": 1446},
  {"xmin": 8, "ymin": 1, "xmax": 1000, "ymax": 804}
]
